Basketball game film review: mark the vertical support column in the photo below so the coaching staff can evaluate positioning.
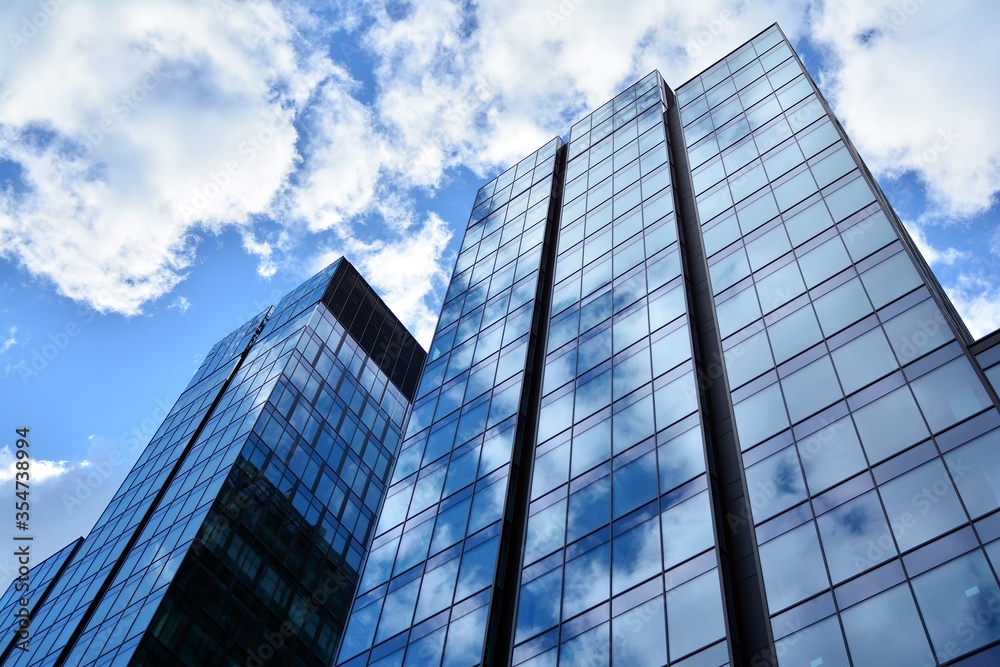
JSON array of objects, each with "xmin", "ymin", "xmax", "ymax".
[
  {"xmin": 666, "ymin": 96, "xmax": 774, "ymax": 666},
  {"xmin": 492, "ymin": 143, "xmax": 566, "ymax": 667}
]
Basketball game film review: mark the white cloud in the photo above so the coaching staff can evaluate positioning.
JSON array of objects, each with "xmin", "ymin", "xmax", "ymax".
[
  {"xmin": 905, "ymin": 221, "xmax": 968, "ymax": 266},
  {"xmin": 3, "ymin": 0, "xmax": 999, "ymax": 342},
  {"xmin": 167, "ymin": 296, "xmax": 191, "ymax": 314},
  {"xmin": 310, "ymin": 203, "xmax": 453, "ymax": 347},
  {"xmin": 944, "ymin": 273, "xmax": 1000, "ymax": 339},
  {"xmin": 0, "ymin": 0, "xmax": 330, "ymax": 315},
  {"xmin": 0, "ymin": 445, "xmax": 70, "ymax": 484},
  {"xmin": 810, "ymin": 0, "xmax": 1000, "ymax": 218},
  {"xmin": 0, "ymin": 325, "xmax": 16, "ymax": 353}
]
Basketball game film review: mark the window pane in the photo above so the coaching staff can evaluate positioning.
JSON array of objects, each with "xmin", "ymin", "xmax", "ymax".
[
  {"xmin": 562, "ymin": 543, "xmax": 610, "ymax": 619},
  {"xmin": 524, "ymin": 499, "xmax": 567, "ymax": 564},
  {"xmin": 613, "ymin": 450, "xmax": 658, "ymax": 518},
  {"xmin": 651, "ymin": 325, "xmax": 691, "ymax": 378},
  {"xmin": 912, "ymin": 550, "xmax": 1000, "ymax": 658},
  {"xmin": 759, "ymin": 522, "xmax": 828, "ymax": 611},
  {"xmin": 841, "ymin": 585, "xmax": 931, "ymax": 666},
  {"xmin": 796, "ymin": 416, "xmax": 867, "ymax": 493},
  {"xmin": 910, "ymin": 357, "xmax": 992, "ymax": 432},
  {"xmin": 725, "ymin": 328, "xmax": 774, "ymax": 388},
  {"xmin": 415, "ymin": 558, "xmax": 460, "ymax": 622},
  {"xmin": 852, "ymin": 386, "xmax": 928, "ymax": 462},
  {"xmin": 830, "ymin": 327, "xmax": 897, "ymax": 395},
  {"xmin": 775, "ymin": 615, "xmax": 849, "ymax": 667},
  {"xmin": 613, "ymin": 394, "xmax": 655, "ymax": 455},
  {"xmin": 516, "ymin": 567, "xmax": 563, "ymax": 642},
  {"xmin": 879, "ymin": 459, "xmax": 966, "ymax": 551},
  {"xmin": 842, "ymin": 210, "xmax": 896, "ymax": 261},
  {"xmin": 784, "ymin": 200, "xmax": 833, "ymax": 247},
  {"xmin": 659, "ymin": 427, "xmax": 707, "ymax": 492},
  {"xmin": 798, "ymin": 235, "xmax": 850, "ymax": 288},
  {"xmin": 376, "ymin": 577, "xmax": 420, "ymax": 642},
  {"xmin": 883, "ymin": 298, "xmax": 953, "ymax": 365},
  {"xmin": 734, "ymin": 383, "xmax": 789, "ymax": 449},
  {"xmin": 816, "ymin": 491, "xmax": 894, "ymax": 582},
  {"xmin": 612, "ymin": 516, "xmax": 662, "ymax": 594},
  {"xmin": 746, "ymin": 446, "xmax": 807, "ymax": 522},
  {"xmin": 710, "ymin": 248, "xmax": 751, "ymax": 293},
  {"xmin": 567, "ymin": 475, "xmax": 611, "ymax": 543},
  {"xmin": 745, "ymin": 224, "xmax": 792, "ymax": 272},
  {"xmin": 825, "ymin": 176, "xmax": 875, "ymax": 222},
  {"xmin": 780, "ymin": 355, "xmax": 842, "ymax": 423},
  {"xmin": 667, "ymin": 570, "xmax": 726, "ymax": 657},
  {"xmin": 860, "ymin": 252, "xmax": 922, "ymax": 308},
  {"xmin": 443, "ymin": 605, "xmax": 488, "ymax": 667},
  {"xmin": 813, "ymin": 277, "xmax": 872, "ymax": 336},
  {"xmin": 532, "ymin": 442, "xmax": 570, "ymax": 500},
  {"xmin": 661, "ymin": 490, "xmax": 715, "ymax": 567},
  {"xmin": 572, "ymin": 419, "xmax": 612, "ymax": 478},
  {"xmin": 653, "ymin": 371, "xmax": 699, "ymax": 429},
  {"xmin": 612, "ymin": 597, "xmax": 667, "ymax": 666},
  {"xmin": 945, "ymin": 429, "xmax": 1000, "ymax": 518},
  {"xmin": 559, "ymin": 623, "xmax": 609, "ymax": 667},
  {"xmin": 767, "ymin": 305, "xmax": 822, "ymax": 363},
  {"xmin": 717, "ymin": 286, "xmax": 761, "ymax": 338},
  {"xmin": 703, "ymin": 214, "xmax": 740, "ymax": 256},
  {"xmin": 755, "ymin": 261, "xmax": 806, "ymax": 313}
]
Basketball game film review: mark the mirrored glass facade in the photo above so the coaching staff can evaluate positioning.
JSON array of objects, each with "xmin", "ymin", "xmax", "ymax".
[
  {"xmin": 338, "ymin": 22, "xmax": 1000, "ymax": 667},
  {"xmin": 0, "ymin": 259, "xmax": 424, "ymax": 667}
]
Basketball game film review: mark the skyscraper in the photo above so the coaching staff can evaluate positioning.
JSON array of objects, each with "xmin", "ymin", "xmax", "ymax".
[
  {"xmin": 335, "ymin": 23, "xmax": 1000, "ymax": 667},
  {"xmin": 1, "ymin": 259, "xmax": 424, "ymax": 666}
]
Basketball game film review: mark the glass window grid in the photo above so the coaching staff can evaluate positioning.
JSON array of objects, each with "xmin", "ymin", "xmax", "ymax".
[
  {"xmin": 59, "ymin": 303, "xmax": 406, "ymax": 666},
  {"xmin": 672, "ymin": 25, "xmax": 1000, "ymax": 666},
  {"xmin": 504, "ymin": 106, "xmax": 729, "ymax": 663},
  {"xmin": 337, "ymin": 140, "xmax": 563, "ymax": 666}
]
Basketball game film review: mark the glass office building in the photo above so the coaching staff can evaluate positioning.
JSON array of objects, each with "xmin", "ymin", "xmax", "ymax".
[
  {"xmin": 336, "ymin": 24, "xmax": 1000, "ymax": 667},
  {"xmin": 0, "ymin": 259, "xmax": 424, "ymax": 667}
]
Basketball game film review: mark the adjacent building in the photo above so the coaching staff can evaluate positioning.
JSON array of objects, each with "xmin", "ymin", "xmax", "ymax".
[
  {"xmin": 1, "ymin": 259, "xmax": 424, "ymax": 666},
  {"xmin": 335, "ymin": 23, "xmax": 1000, "ymax": 667}
]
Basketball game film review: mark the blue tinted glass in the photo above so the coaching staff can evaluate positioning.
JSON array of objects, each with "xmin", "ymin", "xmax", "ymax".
[
  {"xmin": 667, "ymin": 570, "xmax": 726, "ymax": 657},
  {"xmin": 912, "ymin": 550, "xmax": 1000, "ymax": 658},
  {"xmin": 568, "ymin": 475, "xmax": 611, "ymax": 543},
  {"xmin": 612, "ymin": 516, "xmax": 662, "ymax": 594},
  {"xmin": 945, "ymin": 429, "xmax": 1000, "ymax": 518},
  {"xmin": 879, "ymin": 459, "xmax": 966, "ymax": 551},
  {"xmin": 661, "ymin": 490, "xmax": 715, "ymax": 567},
  {"xmin": 734, "ymin": 383, "xmax": 789, "ymax": 449},
  {"xmin": 746, "ymin": 446, "xmax": 807, "ymax": 522},
  {"xmin": 759, "ymin": 522, "xmax": 828, "ymax": 611},
  {"xmin": 816, "ymin": 491, "xmax": 894, "ymax": 582},
  {"xmin": 516, "ymin": 568, "xmax": 563, "ymax": 642},
  {"xmin": 796, "ymin": 416, "xmax": 866, "ymax": 493},
  {"xmin": 613, "ymin": 451, "xmax": 658, "ymax": 518},
  {"xmin": 852, "ymin": 386, "xmax": 928, "ymax": 462},
  {"xmin": 612, "ymin": 597, "xmax": 667, "ymax": 666},
  {"xmin": 910, "ymin": 358, "xmax": 992, "ymax": 433},
  {"xmin": 562, "ymin": 543, "xmax": 611, "ymax": 619},
  {"xmin": 830, "ymin": 327, "xmax": 897, "ymax": 395},
  {"xmin": 775, "ymin": 615, "xmax": 848, "ymax": 667},
  {"xmin": 841, "ymin": 584, "xmax": 931, "ymax": 666}
]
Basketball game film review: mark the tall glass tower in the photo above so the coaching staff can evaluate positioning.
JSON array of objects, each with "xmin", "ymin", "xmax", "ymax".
[
  {"xmin": 0, "ymin": 259, "xmax": 424, "ymax": 666},
  {"xmin": 336, "ymin": 24, "xmax": 1000, "ymax": 667}
]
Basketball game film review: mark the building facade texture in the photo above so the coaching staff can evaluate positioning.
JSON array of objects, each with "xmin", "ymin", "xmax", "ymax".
[
  {"xmin": 1, "ymin": 259, "xmax": 424, "ymax": 666},
  {"xmin": 335, "ymin": 24, "xmax": 1000, "ymax": 667}
]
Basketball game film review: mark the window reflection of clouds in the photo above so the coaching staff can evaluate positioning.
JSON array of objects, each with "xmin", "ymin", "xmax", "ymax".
[
  {"xmin": 816, "ymin": 491, "xmax": 894, "ymax": 583},
  {"xmin": 612, "ymin": 516, "xmax": 661, "ymax": 595}
]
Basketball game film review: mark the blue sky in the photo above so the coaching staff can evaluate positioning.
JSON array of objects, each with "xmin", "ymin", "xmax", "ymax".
[{"xmin": 0, "ymin": 0, "xmax": 998, "ymax": 590}]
